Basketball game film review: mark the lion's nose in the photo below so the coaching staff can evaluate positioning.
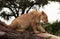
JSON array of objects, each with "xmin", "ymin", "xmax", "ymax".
[
  {"xmin": 44, "ymin": 21, "xmax": 46, "ymax": 23},
  {"xmin": 44, "ymin": 20, "xmax": 48, "ymax": 23}
]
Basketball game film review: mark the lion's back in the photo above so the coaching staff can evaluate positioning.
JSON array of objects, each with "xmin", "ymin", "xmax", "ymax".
[{"xmin": 11, "ymin": 13, "xmax": 33, "ymax": 27}]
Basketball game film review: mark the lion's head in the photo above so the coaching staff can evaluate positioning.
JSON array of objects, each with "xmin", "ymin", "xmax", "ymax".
[{"xmin": 40, "ymin": 11, "xmax": 48, "ymax": 23}]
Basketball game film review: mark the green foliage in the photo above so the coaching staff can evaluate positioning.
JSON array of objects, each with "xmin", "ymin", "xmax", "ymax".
[
  {"xmin": 44, "ymin": 36, "xmax": 51, "ymax": 39},
  {"xmin": 49, "ymin": 0, "xmax": 60, "ymax": 2},
  {"xmin": 0, "ymin": 0, "xmax": 34, "ymax": 20},
  {"xmin": 35, "ymin": 0, "xmax": 48, "ymax": 6},
  {"xmin": 45, "ymin": 21, "xmax": 60, "ymax": 36}
]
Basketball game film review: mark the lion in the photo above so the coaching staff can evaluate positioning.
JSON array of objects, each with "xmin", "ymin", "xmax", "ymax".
[{"xmin": 8, "ymin": 10, "xmax": 48, "ymax": 34}]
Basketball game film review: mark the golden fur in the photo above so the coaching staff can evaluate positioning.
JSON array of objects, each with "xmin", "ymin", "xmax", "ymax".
[{"xmin": 8, "ymin": 10, "xmax": 48, "ymax": 34}]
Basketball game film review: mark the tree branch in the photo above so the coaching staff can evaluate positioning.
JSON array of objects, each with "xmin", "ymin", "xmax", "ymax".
[
  {"xmin": 35, "ymin": 33, "xmax": 60, "ymax": 39},
  {"xmin": 26, "ymin": 5, "xmax": 33, "ymax": 13},
  {"xmin": 0, "ymin": 31, "xmax": 5, "ymax": 36},
  {"xmin": 2, "ymin": 5, "xmax": 17, "ymax": 18}
]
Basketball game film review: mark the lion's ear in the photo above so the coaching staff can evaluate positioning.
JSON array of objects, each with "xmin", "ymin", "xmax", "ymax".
[{"xmin": 41, "ymin": 11, "xmax": 46, "ymax": 15}]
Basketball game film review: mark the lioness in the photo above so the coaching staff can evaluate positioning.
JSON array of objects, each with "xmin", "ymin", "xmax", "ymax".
[{"xmin": 8, "ymin": 10, "xmax": 48, "ymax": 34}]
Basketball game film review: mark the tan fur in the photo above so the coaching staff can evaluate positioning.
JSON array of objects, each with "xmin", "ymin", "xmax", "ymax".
[
  {"xmin": 8, "ymin": 10, "xmax": 48, "ymax": 34},
  {"xmin": 40, "ymin": 11, "xmax": 48, "ymax": 23}
]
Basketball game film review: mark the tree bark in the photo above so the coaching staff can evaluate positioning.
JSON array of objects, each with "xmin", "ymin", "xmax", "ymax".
[
  {"xmin": 0, "ymin": 21, "xmax": 60, "ymax": 39},
  {"xmin": 0, "ymin": 31, "xmax": 5, "ymax": 36},
  {"xmin": 35, "ymin": 33, "xmax": 60, "ymax": 39}
]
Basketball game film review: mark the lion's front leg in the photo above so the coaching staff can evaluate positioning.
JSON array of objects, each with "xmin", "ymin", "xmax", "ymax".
[
  {"xmin": 32, "ymin": 26, "xmax": 40, "ymax": 34},
  {"xmin": 37, "ymin": 24, "xmax": 46, "ymax": 33},
  {"xmin": 31, "ymin": 20, "xmax": 40, "ymax": 34},
  {"xmin": 16, "ymin": 25, "xmax": 27, "ymax": 32}
]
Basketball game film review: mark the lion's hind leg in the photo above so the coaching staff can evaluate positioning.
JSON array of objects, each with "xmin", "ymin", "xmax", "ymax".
[{"xmin": 16, "ymin": 24, "xmax": 28, "ymax": 32}]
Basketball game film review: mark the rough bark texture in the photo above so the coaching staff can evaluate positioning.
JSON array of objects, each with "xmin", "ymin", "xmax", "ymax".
[
  {"xmin": 0, "ymin": 21, "xmax": 60, "ymax": 39},
  {"xmin": 0, "ymin": 21, "xmax": 44, "ymax": 39}
]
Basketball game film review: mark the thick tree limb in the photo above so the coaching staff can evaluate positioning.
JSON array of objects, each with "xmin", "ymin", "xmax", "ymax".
[
  {"xmin": 0, "ymin": 21, "xmax": 60, "ymax": 39},
  {"xmin": 35, "ymin": 33, "xmax": 60, "ymax": 39},
  {"xmin": 0, "ymin": 31, "xmax": 5, "ymax": 36}
]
